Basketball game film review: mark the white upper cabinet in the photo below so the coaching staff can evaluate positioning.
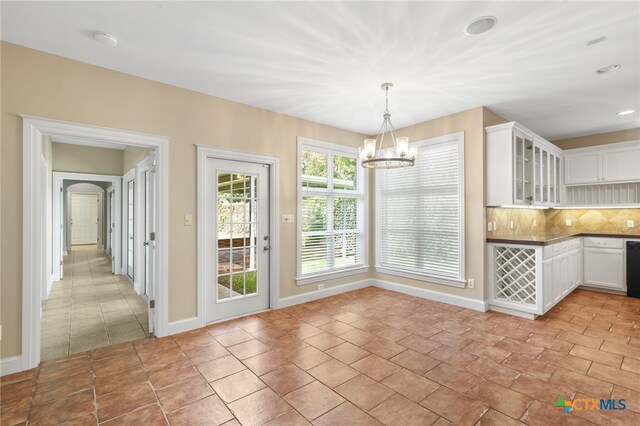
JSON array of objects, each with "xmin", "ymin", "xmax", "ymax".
[
  {"xmin": 564, "ymin": 141, "xmax": 640, "ymax": 185},
  {"xmin": 486, "ymin": 122, "xmax": 562, "ymax": 207},
  {"xmin": 603, "ymin": 145, "xmax": 640, "ymax": 182},
  {"xmin": 564, "ymin": 152, "xmax": 601, "ymax": 185}
]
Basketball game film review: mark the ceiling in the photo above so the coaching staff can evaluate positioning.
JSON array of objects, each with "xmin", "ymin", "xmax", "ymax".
[{"xmin": 2, "ymin": 1, "xmax": 638, "ymax": 140}]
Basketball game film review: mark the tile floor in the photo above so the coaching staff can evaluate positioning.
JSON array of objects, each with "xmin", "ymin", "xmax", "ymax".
[
  {"xmin": 40, "ymin": 245, "xmax": 149, "ymax": 361},
  {"xmin": 3, "ymin": 287, "xmax": 640, "ymax": 425}
]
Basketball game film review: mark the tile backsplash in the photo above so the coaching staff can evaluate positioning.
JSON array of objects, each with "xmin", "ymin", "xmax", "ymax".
[{"xmin": 487, "ymin": 207, "xmax": 640, "ymax": 235}]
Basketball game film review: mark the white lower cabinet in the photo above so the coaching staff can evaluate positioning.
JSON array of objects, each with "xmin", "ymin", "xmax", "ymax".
[
  {"xmin": 489, "ymin": 237, "xmax": 582, "ymax": 317},
  {"xmin": 583, "ymin": 248, "xmax": 624, "ymax": 289}
]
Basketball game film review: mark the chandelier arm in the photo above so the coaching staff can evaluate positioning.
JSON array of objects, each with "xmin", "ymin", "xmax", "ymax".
[{"xmin": 375, "ymin": 119, "xmax": 386, "ymax": 154}]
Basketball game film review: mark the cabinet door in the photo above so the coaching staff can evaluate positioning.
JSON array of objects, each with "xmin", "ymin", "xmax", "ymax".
[
  {"xmin": 564, "ymin": 152, "xmax": 601, "ymax": 185},
  {"xmin": 602, "ymin": 146, "xmax": 640, "ymax": 183},
  {"xmin": 568, "ymin": 249, "xmax": 581, "ymax": 290},
  {"xmin": 543, "ymin": 259, "xmax": 554, "ymax": 311},
  {"xmin": 583, "ymin": 248, "xmax": 624, "ymax": 289},
  {"xmin": 513, "ymin": 132, "xmax": 533, "ymax": 204}
]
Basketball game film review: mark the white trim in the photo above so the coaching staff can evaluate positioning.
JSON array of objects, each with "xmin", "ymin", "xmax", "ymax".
[
  {"xmin": 375, "ymin": 132, "xmax": 465, "ymax": 287},
  {"xmin": 166, "ymin": 317, "xmax": 199, "ymax": 335},
  {"xmin": 488, "ymin": 304, "xmax": 537, "ymax": 320},
  {"xmin": 277, "ymin": 279, "xmax": 372, "ymax": 309},
  {"xmin": 0, "ymin": 356, "xmax": 23, "ymax": 377},
  {"xmin": 372, "ymin": 279, "xmax": 487, "ymax": 312},
  {"xmin": 296, "ymin": 137, "xmax": 368, "ymax": 284},
  {"xmin": 22, "ymin": 115, "xmax": 170, "ymax": 373},
  {"xmin": 295, "ymin": 265, "xmax": 370, "ymax": 286},
  {"xmin": 196, "ymin": 145, "xmax": 280, "ymax": 329}
]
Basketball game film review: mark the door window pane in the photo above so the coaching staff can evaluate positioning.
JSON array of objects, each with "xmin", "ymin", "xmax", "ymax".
[{"xmin": 216, "ymin": 172, "xmax": 260, "ymax": 301}]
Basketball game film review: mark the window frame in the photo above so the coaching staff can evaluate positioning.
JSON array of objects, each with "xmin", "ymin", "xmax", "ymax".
[
  {"xmin": 375, "ymin": 132, "xmax": 466, "ymax": 288},
  {"xmin": 296, "ymin": 137, "xmax": 368, "ymax": 285}
]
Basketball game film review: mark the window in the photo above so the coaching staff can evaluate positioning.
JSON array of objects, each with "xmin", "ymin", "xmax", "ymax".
[
  {"xmin": 297, "ymin": 138, "xmax": 367, "ymax": 284},
  {"xmin": 376, "ymin": 132, "xmax": 465, "ymax": 287}
]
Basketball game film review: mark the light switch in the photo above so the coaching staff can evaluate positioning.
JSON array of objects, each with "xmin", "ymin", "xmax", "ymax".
[
  {"xmin": 184, "ymin": 214, "xmax": 193, "ymax": 226},
  {"xmin": 487, "ymin": 222, "xmax": 493, "ymax": 232},
  {"xmin": 628, "ymin": 220, "xmax": 635, "ymax": 228},
  {"xmin": 282, "ymin": 214, "xmax": 295, "ymax": 224},
  {"xmin": 566, "ymin": 219, "xmax": 572, "ymax": 227}
]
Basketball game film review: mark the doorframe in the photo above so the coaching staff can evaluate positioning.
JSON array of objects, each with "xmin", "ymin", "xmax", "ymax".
[
  {"xmin": 54, "ymin": 175, "xmax": 118, "ymax": 280},
  {"xmin": 196, "ymin": 145, "xmax": 280, "ymax": 328},
  {"xmin": 22, "ymin": 115, "xmax": 170, "ymax": 372},
  {"xmin": 106, "ymin": 185, "xmax": 114, "ymax": 258},
  {"xmin": 122, "ymin": 169, "xmax": 136, "ymax": 287}
]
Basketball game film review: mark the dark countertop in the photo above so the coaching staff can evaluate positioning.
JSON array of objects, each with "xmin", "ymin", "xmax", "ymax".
[{"xmin": 487, "ymin": 232, "xmax": 640, "ymax": 246}]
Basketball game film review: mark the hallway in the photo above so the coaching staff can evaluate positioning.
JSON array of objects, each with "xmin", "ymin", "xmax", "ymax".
[{"xmin": 40, "ymin": 245, "xmax": 149, "ymax": 361}]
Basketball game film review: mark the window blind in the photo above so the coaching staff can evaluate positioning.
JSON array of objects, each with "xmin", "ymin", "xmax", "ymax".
[
  {"xmin": 298, "ymin": 140, "xmax": 366, "ymax": 281},
  {"xmin": 377, "ymin": 134, "xmax": 464, "ymax": 284}
]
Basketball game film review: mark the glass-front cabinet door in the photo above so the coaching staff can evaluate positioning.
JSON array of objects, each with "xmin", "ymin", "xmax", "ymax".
[{"xmin": 513, "ymin": 131, "xmax": 533, "ymax": 205}]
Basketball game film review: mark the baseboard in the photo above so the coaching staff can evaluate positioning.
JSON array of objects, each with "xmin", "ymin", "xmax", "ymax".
[
  {"xmin": 372, "ymin": 279, "xmax": 488, "ymax": 312},
  {"xmin": 488, "ymin": 304, "xmax": 537, "ymax": 320},
  {"xmin": 166, "ymin": 317, "xmax": 199, "ymax": 336},
  {"xmin": 0, "ymin": 356, "xmax": 23, "ymax": 377},
  {"xmin": 276, "ymin": 279, "xmax": 373, "ymax": 309}
]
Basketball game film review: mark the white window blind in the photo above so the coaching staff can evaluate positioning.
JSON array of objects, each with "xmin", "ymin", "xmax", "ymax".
[
  {"xmin": 297, "ymin": 138, "xmax": 367, "ymax": 283},
  {"xmin": 377, "ymin": 133, "xmax": 465, "ymax": 286}
]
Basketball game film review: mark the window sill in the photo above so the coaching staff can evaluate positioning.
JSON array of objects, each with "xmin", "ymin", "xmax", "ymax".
[
  {"xmin": 375, "ymin": 266, "xmax": 466, "ymax": 288},
  {"xmin": 296, "ymin": 265, "xmax": 370, "ymax": 286}
]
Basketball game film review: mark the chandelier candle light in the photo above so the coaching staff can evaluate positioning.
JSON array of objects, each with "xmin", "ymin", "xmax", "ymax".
[{"xmin": 360, "ymin": 82, "xmax": 416, "ymax": 169}]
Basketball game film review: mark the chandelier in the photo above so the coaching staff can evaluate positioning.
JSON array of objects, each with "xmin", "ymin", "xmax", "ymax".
[{"xmin": 360, "ymin": 82, "xmax": 416, "ymax": 169}]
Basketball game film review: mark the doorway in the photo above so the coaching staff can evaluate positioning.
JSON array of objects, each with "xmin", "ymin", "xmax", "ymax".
[
  {"xmin": 22, "ymin": 116, "xmax": 170, "ymax": 372},
  {"xmin": 198, "ymin": 147, "xmax": 280, "ymax": 327}
]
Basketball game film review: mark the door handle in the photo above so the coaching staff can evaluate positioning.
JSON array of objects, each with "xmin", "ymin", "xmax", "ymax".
[
  {"xmin": 263, "ymin": 245, "xmax": 270, "ymax": 252},
  {"xmin": 143, "ymin": 241, "xmax": 149, "ymax": 246}
]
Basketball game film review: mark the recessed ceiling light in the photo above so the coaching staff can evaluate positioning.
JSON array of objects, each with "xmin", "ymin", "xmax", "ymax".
[
  {"xmin": 464, "ymin": 16, "xmax": 498, "ymax": 36},
  {"xmin": 596, "ymin": 64, "xmax": 621, "ymax": 74},
  {"xmin": 93, "ymin": 32, "xmax": 118, "ymax": 47},
  {"xmin": 618, "ymin": 109, "xmax": 636, "ymax": 116}
]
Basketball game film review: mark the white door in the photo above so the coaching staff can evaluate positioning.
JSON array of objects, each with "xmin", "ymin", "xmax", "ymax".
[
  {"xmin": 70, "ymin": 193, "xmax": 98, "ymax": 245},
  {"xmin": 126, "ymin": 180, "xmax": 135, "ymax": 282},
  {"xmin": 143, "ymin": 166, "xmax": 156, "ymax": 333},
  {"xmin": 205, "ymin": 159, "xmax": 270, "ymax": 323},
  {"xmin": 107, "ymin": 188, "xmax": 116, "ymax": 272}
]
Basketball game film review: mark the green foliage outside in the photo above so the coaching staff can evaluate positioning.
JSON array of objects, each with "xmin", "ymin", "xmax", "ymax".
[{"xmin": 218, "ymin": 270, "xmax": 257, "ymax": 295}]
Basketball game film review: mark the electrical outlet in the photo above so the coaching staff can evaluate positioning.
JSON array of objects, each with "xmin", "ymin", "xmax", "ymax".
[
  {"xmin": 467, "ymin": 278, "xmax": 475, "ymax": 289},
  {"xmin": 566, "ymin": 219, "xmax": 572, "ymax": 227},
  {"xmin": 533, "ymin": 219, "xmax": 537, "ymax": 227},
  {"xmin": 487, "ymin": 222, "xmax": 494, "ymax": 232},
  {"xmin": 628, "ymin": 220, "xmax": 635, "ymax": 228},
  {"xmin": 317, "ymin": 283, "xmax": 325, "ymax": 290},
  {"xmin": 282, "ymin": 214, "xmax": 295, "ymax": 223},
  {"xmin": 184, "ymin": 214, "xmax": 193, "ymax": 226},
  {"xmin": 509, "ymin": 221, "xmax": 514, "ymax": 230}
]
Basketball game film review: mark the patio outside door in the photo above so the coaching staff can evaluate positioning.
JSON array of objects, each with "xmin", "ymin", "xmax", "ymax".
[{"xmin": 206, "ymin": 158, "xmax": 270, "ymax": 323}]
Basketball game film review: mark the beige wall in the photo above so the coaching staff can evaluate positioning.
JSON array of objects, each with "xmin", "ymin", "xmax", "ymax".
[
  {"xmin": 123, "ymin": 146, "xmax": 151, "ymax": 172},
  {"xmin": 371, "ymin": 107, "xmax": 487, "ymax": 301},
  {"xmin": 552, "ymin": 128, "xmax": 640, "ymax": 150},
  {"xmin": 52, "ymin": 142, "xmax": 124, "ymax": 175},
  {"xmin": 1, "ymin": 42, "xmax": 371, "ymax": 359}
]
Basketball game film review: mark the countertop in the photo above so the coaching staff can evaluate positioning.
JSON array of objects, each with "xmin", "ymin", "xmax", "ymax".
[{"xmin": 487, "ymin": 232, "xmax": 640, "ymax": 246}]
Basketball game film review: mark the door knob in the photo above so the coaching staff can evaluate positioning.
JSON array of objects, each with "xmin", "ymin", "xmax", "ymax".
[
  {"xmin": 143, "ymin": 241, "xmax": 149, "ymax": 246},
  {"xmin": 263, "ymin": 245, "xmax": 270, "ymax": 252}
]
